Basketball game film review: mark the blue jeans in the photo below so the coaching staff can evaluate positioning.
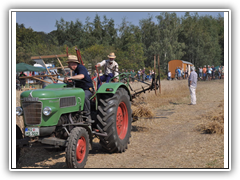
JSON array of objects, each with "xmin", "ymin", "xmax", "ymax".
[
  {"xmin": 84, "ymin": 90, "xmax": 92, "ymax": 116},
  {"xmin": 97, "ymin": 73, "xmax": 114, "ymax": 89}
]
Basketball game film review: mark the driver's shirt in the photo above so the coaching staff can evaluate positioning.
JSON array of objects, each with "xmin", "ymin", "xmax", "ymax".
[{"xmin": 73, "ymin": 64, "xmax": 94, "ymax": 91}]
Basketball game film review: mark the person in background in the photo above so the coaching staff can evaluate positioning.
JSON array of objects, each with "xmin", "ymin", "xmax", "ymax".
[
  {"xmin": 188, "ymin": 66, "xmax": 198, "ymax": 105},
  {"xmin": 16, "ymin": 73, "xmax": 21, "ymax": 90},
  {"xmin": 177, "ymin": 67, "xmax": 181, "ymax": 80},
  {"xmin": 137, "ymin": 69, "xmax": 141, "ymax": 81},
  {"xmin": 93, "ymin": 70, "xmax": 98, "ymax": 89},
  {"xmin": 130, "ymin": 69, "xmax": 136, "ymax": 83},
  {"xmin": 19, "ymin": 72, "xmax": 26, "ymax": 89},
  {"xmin": 198, "ymin": 67, "xmax": 203, "ymax": 80},
  {"xmin": 175, "ymin": 68, "xmax": 178, "ymax": 79},
  {"xmin": 218, "ymin": 66, "xmax": 222, "ymax": 79},
  {"xmin": 202, "ymin": 65, "xmax": 207, "ymax": 81},
  {"xmin": 221, "ymin": 66, "xmax": 224, "ymax": 79},
  {"xmin": 151, "ymin": 70, "xmax": 155, "ymax": 80},
  {"xmin": 182, "ymin": 68, "xmax": 184, "ymax": 79},
  {"xmin": 119, "ymin": 69, "xmax": 125, "ymax": 82},
  {"xmin": 167, "ymin": 71, "xmax": 171, "ymax": 80},
  {"xmin": 185, "ymin": 69, "xmax": 188, "ymax": 79},
  {"xmin": 99, "ymin": 70, "xmax": 103, "ymax": 77},
  {"xmin": 212, "ymin": 65, "xmax": 216, "ymax": 80},
  {"xmin": 149, "ymin": 70, "xmax": 152, "ymax": 80},
  {"xmin": 207, "ymin": 65, "xmax": 212, "ymax": 81}
]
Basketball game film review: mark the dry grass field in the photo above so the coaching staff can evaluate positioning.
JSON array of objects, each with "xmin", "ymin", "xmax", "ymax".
[
  {"xmin": 131, "ymin": 80, "xmax": 190, "ymax": 118},
  {"xmin": 130, "ymin": 79, "xmax": 224, "ymax": 135},
  {"xmin": 15, "ymin": 79, "xmax": 225, "ymax": 169}
]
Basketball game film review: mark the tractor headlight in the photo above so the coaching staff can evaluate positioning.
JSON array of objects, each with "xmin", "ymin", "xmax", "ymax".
[
  {"xmin": 16, "ymin": 107, "xmax": 23, "ymax": 116},
  {"xmin": 43, "ymin": 106, "xmax": 52, "ymax": 116}
]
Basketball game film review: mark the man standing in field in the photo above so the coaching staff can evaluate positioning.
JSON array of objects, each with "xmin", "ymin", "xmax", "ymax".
[{"xmin": 188, "ymin": 66, "xmax": 198, "ymax": 105}]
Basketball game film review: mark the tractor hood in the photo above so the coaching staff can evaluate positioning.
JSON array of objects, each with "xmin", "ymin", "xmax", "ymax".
[
  {"xmin": 19, "ymin": 85, "xmax": 85, "ymax": 127},
  {"xmin": 20, "ymin": 87, "xmax": 84, "ymax": 99}
]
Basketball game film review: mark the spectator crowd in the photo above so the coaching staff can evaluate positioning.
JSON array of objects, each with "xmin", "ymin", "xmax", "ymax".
[
  {"xmin": 168, "ymin": 65, "xmax": 224, "ymax": 81},
  {"xmin": 198, "ymin": 65, "xmax": 224, "ymax": 81}
]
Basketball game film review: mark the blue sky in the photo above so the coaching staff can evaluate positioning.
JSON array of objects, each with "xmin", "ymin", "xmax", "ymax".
[{"xmin": 15, "ymin": 10, "xmax": 224, "ymax": 34}]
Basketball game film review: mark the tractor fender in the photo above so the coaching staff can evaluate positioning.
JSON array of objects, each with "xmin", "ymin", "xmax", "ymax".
[{"xmin": 94, "ymin": 82, "xmax": 132, "ymax": 101}]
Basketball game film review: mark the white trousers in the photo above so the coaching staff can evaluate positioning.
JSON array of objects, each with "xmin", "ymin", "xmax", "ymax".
[{"xmin": 189, "ymin": 85, "xmax": 196, "ymax": 105}]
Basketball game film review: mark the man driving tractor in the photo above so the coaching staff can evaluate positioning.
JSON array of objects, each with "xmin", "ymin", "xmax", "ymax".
[
  {"xmin": 64, "ymin": 55, "xmax": 94, "ymax": 123},
  {"xmin": 95, "ymin": 52, "xmax": 119, "ymax": 89}
]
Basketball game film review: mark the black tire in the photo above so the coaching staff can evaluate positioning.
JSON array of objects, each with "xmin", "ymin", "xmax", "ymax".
[
  {"xmin": 96, "ymin": 87, "xmax": 132, "ymax": 153},
  {"xmin": 65, "ymin": 127, "xmax": 89, "ymax": 168},
  {"xmin": 16, "ymin": 125, "xmax": 23, "ymax": 164}
]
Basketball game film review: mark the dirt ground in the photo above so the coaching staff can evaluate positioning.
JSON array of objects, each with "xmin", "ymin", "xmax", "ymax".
[{"xmin": 16, "ymin": 79, "xmax": 225, "ymax": 169}]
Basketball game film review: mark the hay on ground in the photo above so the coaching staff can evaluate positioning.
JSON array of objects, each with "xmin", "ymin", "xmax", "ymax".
[
  {"xmin": 197, "ymin": 102, "xmax": 224, "ymax": 134},
  {"xmin": 132, "ymin": 104, "xmax": 155, "ymax": 119}
]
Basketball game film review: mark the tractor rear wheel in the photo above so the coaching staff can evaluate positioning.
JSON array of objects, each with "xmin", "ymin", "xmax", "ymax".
[
  {"xmin": 65, "ymin": 127, "xmax": 89, "ymax": 168},
  {"xmin": 97, "ymin": 87, "xmax": 132, "ymax": 153}
]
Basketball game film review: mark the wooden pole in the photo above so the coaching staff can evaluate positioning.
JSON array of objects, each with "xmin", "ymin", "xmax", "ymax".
[
  {"xmin": 19, "ymin": 74, "xmax": 57, "ymax": 79},
  {"xmin": 31, "ymin": 77, "xmax": 54, "ymax": 84},
  {"xmin": 48, "ymin": 66, "xmax": 68, "ymax": 70},
  {"xmin": 56, "ymin": 57, "xmax": 67, "ymax": 76},
  {"xmin": 154, "ymin": 55, "xmax": 156, "ymax": 95},
  {"xmin": 41, "ymin": 60, "xmax": 54, "ymax": 82},
  {"xmin": 31, "ymin": 54, "xmax": 67, "ymax": 60},
  {"xmin": 19, "ymin": 74, "xmax": 64, "ymax": 83},
  {"xmin": 158, "ymin": 55, "xmax": 161, "ymax": 94}
]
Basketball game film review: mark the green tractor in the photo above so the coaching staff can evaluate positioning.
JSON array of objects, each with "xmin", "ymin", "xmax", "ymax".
[
  {"xmin": 16, "ymin": 78, "xmax": 133, "ymax": 168},
  {"xmin": 16, "ymin": 46, "xmax": 159, "ymax": 168}
]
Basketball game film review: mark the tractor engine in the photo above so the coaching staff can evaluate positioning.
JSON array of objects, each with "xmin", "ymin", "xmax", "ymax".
[{"xmin": 55, "ymin": 112, "xmax": 84, "ymax": 139}]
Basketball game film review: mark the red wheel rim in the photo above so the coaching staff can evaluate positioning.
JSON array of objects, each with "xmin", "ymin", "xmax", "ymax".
[
  {"xmin": 116, "ymin": 102, "xmax": 128, "ymax": 140},
  {"xmin": 76, "ymin": 136, "xmax": 86, "ymax": 163}
]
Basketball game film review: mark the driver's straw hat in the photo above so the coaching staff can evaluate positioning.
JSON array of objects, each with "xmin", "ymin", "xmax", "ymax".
[{"xmin": 67, "ymin": 55, "xmax": 79, "ymax": 64}]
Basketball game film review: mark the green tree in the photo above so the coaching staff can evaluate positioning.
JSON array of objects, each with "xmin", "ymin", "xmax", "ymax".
[
  {"xmin": 102, "ymin": 16, "xmax": 117, "ymax": 46},
  {"xmin": 154, "ymin": 12, "xmax": 185, "ymax": 73},
  {"xmin": 116, "ymin": 18, "xmax": 145, "ymax": 70},
  {"xmin": 179, "ymin": 13, "xmax": 222, "ymax": 67},
  {"xmin": 16, "ymin": 13, "xmax": 224, "ymax": 73}
]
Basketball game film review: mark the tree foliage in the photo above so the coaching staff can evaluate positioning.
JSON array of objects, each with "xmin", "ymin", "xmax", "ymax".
[{"xmin": 16, "ymin": 12, "xmax": 224, "ymax": 75}]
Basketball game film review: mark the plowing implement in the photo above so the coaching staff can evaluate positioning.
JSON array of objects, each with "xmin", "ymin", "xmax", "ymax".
[{"xmin": 100, "ymin": 67, "xmax": 160, "ymax": 99}]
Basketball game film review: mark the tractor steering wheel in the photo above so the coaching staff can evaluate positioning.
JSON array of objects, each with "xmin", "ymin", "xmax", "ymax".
[{"xmin": 65, "ymin": 78, "xmax": 83, "ymax": 88}]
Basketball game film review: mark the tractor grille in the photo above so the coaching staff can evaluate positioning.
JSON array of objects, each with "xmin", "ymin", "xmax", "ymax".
[
  {"xmin": 60, "ymin": 97, "xmax": 76, "ymax": 108},
  {"xmin": 22, "ymin": 102, "xmax": 42, "ymax": 125}
]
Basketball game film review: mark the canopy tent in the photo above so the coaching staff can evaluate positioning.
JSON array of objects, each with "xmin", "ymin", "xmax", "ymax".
[{"xmin": 16, "ymin": 63, "xmax": 46, "ymax": 72}]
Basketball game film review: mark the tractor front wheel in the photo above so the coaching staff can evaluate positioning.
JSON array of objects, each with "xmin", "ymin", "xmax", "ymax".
[
  {"xmin": 16, "ymin": 125, "xmax": 23, "ymax": 164},
  {"xmin": 65, "ymin": 127, "xmax": 89, "ymax": 168}
]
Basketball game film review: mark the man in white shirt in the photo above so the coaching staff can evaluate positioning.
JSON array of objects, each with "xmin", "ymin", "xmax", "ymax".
[
  {"xmin": 188, "ymin": 66, "xmax": 198, "ymax": 105},
  {"xmin": 95, "ymin": 52, "xmax": 119, "ymax": 89}
]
